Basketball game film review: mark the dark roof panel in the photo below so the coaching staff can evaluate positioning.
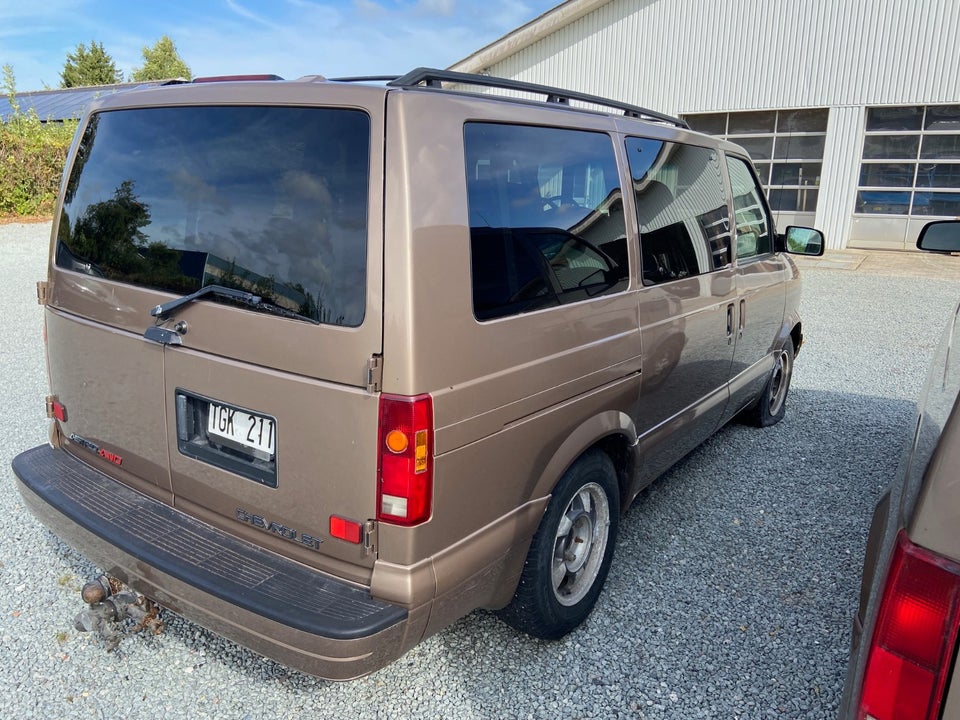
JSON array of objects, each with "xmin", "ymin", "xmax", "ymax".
[{"xmin": 0, "ymin": 81, "xmax": 176, "ymax": 122}]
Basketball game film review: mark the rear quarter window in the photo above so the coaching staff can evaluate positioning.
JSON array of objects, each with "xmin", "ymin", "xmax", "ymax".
[
  {"xmin": 464, "ymin": 123, "xmax": 629, "ymax": 321},
  {"xmin": 57, "ymin": 106, "xmax": 370, "ymax": 327}
]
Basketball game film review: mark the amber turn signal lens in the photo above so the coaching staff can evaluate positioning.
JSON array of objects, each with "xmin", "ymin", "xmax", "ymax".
[{"xmin": 385, "ymin": 429, "xmax": 408, "ymax": 454}]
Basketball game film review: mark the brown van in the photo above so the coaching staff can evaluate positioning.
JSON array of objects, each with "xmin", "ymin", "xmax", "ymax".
[{"xmin": 11, "ymin": 68, "xmax": 824, "ymax": 679}]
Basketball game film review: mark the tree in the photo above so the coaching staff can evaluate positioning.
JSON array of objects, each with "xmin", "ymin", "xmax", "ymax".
[
  {"xmin": 60, "ymin": 41, "xmax": 122, "ymax": 88},
  {"xmin": 131, "ymin": 35, "xmax": 192, "ymax": 81},
  {"xmin": 2, "ymin": 64, "xmax": 18, "ymax": 114}
]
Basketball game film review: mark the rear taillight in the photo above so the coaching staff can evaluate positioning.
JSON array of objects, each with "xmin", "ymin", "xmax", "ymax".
[
  {"xmin": 858, "ymin": 530, "xmax": 960, "ymax": 720},
  {"xmin": 377, "ymin": 394, "xmax": 433, "ymax": 526}
]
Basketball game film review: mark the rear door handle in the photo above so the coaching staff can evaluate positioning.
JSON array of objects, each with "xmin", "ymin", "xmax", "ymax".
[
  {"xmin": 726, "ymin": 303, "xmax": 734, "ymax": 345},
  {"xmin": 739, "ymin": 299, "xmax": 746, "ymax": 338}
]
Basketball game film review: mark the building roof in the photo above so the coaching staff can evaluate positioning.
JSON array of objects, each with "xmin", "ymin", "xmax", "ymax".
[
  {"xmin": 0, "ymin": 80, "xmax": 177, "ymax": 122},
  {"xmin": 449, "ymin": 0, "xmax": 605, "ymax": 74}
]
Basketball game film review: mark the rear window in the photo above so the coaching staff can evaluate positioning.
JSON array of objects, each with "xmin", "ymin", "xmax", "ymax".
[{"xmin": 56, "ymin": 106, "xmax": 370, "ymax": 327}]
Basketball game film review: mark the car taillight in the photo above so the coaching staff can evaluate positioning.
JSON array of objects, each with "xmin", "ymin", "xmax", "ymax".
[
  {"xmin": 377, "ymin": 393, "xmax": 433, "ymax": 526},
  {"xmin": 858, "ymin": 530, "xmax": 960, "ymax": 720}
]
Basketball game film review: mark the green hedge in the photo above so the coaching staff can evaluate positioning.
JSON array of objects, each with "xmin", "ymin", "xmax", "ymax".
[{"xmin": 1, "ymin": 105, "xmax": 77, "ymax": 217}]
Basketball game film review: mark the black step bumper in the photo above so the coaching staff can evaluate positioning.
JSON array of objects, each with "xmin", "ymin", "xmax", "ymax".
[{"xmin": 12, "ymin": 445, "xmax": 414, "ymax": 679}]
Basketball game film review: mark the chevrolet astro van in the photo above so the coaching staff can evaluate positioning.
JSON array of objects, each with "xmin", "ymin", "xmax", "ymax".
[{"xmin": 11, "ymin": 68, "xmax": 824, "ymax": 679}]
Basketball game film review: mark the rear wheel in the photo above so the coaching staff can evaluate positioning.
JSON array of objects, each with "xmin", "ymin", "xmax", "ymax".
[
  {"xmin": 744, "ymin": 339, "xmax": 794, "ymax": 427},
  {"xmin": 498, "ymin": 449, "xmax": 619, "ymax": 639}
]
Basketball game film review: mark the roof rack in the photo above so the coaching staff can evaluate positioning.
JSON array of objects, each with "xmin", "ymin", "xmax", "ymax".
[
  {"xmin": 193, "ymin": 74, "xmax": 284, "ymax": 83},
  {"xmin": 328, "ymin": 75, "xmax": 401, "ymax": 83},
  {"xmin": 385, "ymin": 67, "xmax": 688, "ymax": 129}
]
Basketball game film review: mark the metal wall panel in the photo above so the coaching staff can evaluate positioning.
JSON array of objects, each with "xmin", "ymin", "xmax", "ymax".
[
  {"xmin": 479, "ymin": 0, "xmax": 960, "ymax": 116},
  {"xmin": 816, "ymin": 106, "xmax": 866, "ymax": 250}
]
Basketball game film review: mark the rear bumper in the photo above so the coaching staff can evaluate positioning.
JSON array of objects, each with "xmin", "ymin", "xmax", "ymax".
[{"xmin": 12, "ymin": 445, "xmax": 423, "ymax": 680}]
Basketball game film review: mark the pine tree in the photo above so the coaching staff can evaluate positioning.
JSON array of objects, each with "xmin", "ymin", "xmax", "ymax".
[
  {"xmin": 60, "ymin": 41, "xmax": 122, "ymax": 88},
  {"xmin": 131, "ymin": 35, "xmax": 192, "ymax": 82}
]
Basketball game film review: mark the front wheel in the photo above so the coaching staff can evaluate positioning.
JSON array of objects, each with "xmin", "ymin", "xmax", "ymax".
[
  {"xmin": 744, "ymin": 340, "xmax": 794, "ymax": 427},
  {"xmin": 498, "ymin": 449, "xmax": 620, "ymax": 640}
]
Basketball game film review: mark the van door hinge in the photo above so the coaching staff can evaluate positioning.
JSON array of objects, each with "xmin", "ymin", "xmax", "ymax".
[
  {"xmin": 363, "ymin": 520, "xmax": 378, "ymax": 556},
  {"xmin": 36, "ymin": 281, "xmax": 49, "ymax": 306},
  {"xmin": 366, "ymin": 354, "xmax": 383, "ymax": 393},
  {"xmin": 44, "ymin": 395, "xmax": 58, "ymax": 418}
]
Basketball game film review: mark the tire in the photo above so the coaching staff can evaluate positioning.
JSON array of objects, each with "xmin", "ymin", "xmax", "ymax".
[
  {"xmin": 497, "ymin": 449, "xmax": 620, "ymax": 640},
  {"xmin": 744, "ymin": 339, "xmax": 794, "ymax": 427}
]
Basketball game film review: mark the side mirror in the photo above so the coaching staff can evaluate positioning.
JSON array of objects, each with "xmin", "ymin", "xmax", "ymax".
[
  {"xmin": 917, "ymin": 220, "xmax": 960, "ymax": 253},
  {"xmin": 782, "ymin": 226, "xmax": 825, "ymax": 256}
]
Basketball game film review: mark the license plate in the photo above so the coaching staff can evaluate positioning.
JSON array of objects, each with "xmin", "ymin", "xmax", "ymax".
[{"xmin": 207, "ymin": 403, "xmax": 276, "ymax": 460}]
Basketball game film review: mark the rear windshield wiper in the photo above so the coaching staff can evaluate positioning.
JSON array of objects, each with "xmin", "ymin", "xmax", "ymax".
[
  {"xmin": 253, "ymin": 301, "xmax": 321, "ymax": 325},
  {"xmin": 151, "ymin": 285, "xmax": 262, "ymax": 319},
  {"xmin": 150, "ymin": 285, "xmax": 320, "ymax": 324}
]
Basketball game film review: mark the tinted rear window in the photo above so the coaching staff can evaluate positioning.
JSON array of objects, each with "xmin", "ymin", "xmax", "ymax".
[
  {"xmin": 57, "ymin": 106, "xmax": 370, "ymax": 327},
  {"xmin": 464, "ymin": 123, "xmax": 629, "ymax": 321}
]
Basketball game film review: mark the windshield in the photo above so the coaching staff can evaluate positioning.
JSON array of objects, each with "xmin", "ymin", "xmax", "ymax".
[{"xmin": 56, "ymin": 105, "xmax": 371, "ymax": 327}]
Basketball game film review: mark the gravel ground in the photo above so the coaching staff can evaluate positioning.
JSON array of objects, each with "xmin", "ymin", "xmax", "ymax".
[{"xmin": 1, "ymin": 221, "xmax": 958, "ymax": 719}]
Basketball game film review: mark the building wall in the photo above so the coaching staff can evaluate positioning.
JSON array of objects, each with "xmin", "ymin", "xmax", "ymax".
[
  {"xmin": 459, "ymin": 0, "xmax": 960, "ymax": 250},
  {"xmin": 818, "ymin": 106, "xmax": 867, "ymax": 250}
]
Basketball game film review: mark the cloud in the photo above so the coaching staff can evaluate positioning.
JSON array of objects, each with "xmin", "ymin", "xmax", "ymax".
[
  {"xmin": 416, "ymin": 0, "xmax": 455, "ymax": 17},
  {"xmin": 224, "ymin": 0, "xmax": 280, "ymax": 29},
  {"xmin": 353, "ymin": 0, "xmax": 386, "ymax": 18}
]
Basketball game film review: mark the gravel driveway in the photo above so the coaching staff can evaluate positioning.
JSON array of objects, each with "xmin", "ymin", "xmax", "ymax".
[{"xmin": 2, "ymin": 222, "xmax": 957, "ymax": 719}]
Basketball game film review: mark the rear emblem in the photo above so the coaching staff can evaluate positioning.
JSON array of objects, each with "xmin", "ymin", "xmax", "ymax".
[
  {"xmin": 235, "ymin": 508, "xmax": 323, "ymax": 550},
  {"xmin": 68, "ymin": 433, "xmax": 123, "ymax": 466}
]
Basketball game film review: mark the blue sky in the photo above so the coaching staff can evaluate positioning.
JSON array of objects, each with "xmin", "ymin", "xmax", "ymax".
[{"xmin": 1, "ymin": 0, "xmax": 559, "ymax": 92}]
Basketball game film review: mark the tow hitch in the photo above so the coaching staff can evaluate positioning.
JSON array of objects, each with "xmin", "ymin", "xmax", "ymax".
[{"xmin": 73, "ymin": 575, "xmax": 164, "ymax": 651}]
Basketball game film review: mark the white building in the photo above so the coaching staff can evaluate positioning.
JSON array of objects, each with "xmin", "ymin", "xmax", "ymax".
[{"xmin": 450, "ymin": 0, "xmax": 960, "ymax": 251}]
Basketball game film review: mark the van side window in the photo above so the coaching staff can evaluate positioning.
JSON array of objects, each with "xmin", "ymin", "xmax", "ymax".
[
  {"xmin": 626, "ymin": 137, "xmax": 731, "ymax": 286},
  {"xmin": 725, "ymin": 156, "xmax": 773, "ymax": 259},
  {"xmin": 464, "ymin": 123, "xmax": 629, "ymax": 321}
]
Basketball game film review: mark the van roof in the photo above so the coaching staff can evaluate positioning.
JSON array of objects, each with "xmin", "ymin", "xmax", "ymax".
[
  {"xmin": 81, "ymin": 67, "xmax": 699, "ymax": 138},
  {"xmin": 330, "ymin": 67, "xmax": 689, "ymax": 128}
]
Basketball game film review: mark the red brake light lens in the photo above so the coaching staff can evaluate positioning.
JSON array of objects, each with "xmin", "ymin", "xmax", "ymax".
[
  {"xmin": 377, "ymin": 393, "xmax": 433, "ymax": 526},
  {"xmin": 858, "ymin": 530, "xmax": 960, "ymax": 720}
]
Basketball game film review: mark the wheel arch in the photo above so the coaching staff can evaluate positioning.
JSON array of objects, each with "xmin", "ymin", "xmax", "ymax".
[
  {"xmin": 532, "ymin": 410, "xmax": 639, "ymax": 514},
  {"xmin": 783, "ymin": 309, "xmax": 803, "ymax": 357}
]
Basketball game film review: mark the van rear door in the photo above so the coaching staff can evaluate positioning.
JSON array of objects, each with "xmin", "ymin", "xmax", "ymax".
[{"xmin": 53, "ymin": 83, "xmax": 385, "ymax": 574}]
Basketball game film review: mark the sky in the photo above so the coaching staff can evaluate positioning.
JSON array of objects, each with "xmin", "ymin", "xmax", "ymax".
[{"xmin": 0, "ymin": 0, "xmax": 560, "ymax": 92}]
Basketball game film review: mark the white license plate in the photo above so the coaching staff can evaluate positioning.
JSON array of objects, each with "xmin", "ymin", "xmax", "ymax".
[{"xmin": 207, "ymin": 403, "xmax": 276, "ymax": 459}]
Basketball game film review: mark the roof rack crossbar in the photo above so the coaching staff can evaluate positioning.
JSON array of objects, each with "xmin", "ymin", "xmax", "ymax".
[{"xmin": 387, "ymin": 67, "xmax": 688, "ymax": 128}]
